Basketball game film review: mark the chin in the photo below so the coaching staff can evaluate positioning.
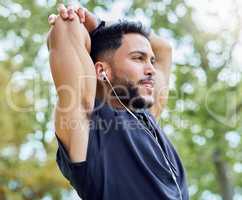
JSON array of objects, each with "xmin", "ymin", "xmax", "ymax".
[
  {"xmin": 129, "ymin": 94, "xmax": 154, "ymax": 110},
  {"xmin": 111, "ymin": 80, "xmax": 154, "ymax": 110},
  {"xmin": 142, "ymin": 95, "xmax": 154, "ymax": 108},
  {"xmin": 127, "ymin": 86, "xmax": 155, "ymax": 109}
]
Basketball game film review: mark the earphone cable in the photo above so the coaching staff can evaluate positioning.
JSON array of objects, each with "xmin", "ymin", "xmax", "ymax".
[{"xmin": 103, "ymin": 74, "xmax": 183, "ymax": 200}]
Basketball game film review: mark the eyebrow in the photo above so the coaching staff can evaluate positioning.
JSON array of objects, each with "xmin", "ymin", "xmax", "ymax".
[{"xmin": 128, "ymin": 51, "xmax": 155, "ymax": 60}]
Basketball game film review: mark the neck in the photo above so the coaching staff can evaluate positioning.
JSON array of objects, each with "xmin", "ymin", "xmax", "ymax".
[
  {"xmin": 95, "ymin": 83, "xmax": 127, "ymax": 110},
  {"xmin": 95, "ymin": 82, "xmax": 148, "ymax": 112}
]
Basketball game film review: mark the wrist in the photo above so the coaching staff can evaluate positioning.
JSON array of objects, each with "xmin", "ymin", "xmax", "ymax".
[{"xmin": 90, "ymin": 19, "xmax": 106, "ymax": 36}]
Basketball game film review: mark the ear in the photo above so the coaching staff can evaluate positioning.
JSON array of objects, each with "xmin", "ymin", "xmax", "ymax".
[{"xmin": 95, "ymin": 61, "xmax": 112, "ymax": 81}]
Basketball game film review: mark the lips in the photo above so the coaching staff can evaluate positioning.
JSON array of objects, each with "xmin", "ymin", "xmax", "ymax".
[{"xmin": 140, "ymin": 80, "xmax": 155, "ymax": 88}]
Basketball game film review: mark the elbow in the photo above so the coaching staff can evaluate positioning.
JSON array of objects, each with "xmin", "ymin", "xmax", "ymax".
[
  {"xmin": 165, "ymin": 42, "xmax": 172, "ymax": 52},
  {"xmin": 165, "ymin": 43, "xmax": 172, "ymax": 55},
  {"xmin": 158, "ymin": 38, "xmax": 172, "ymax": 52}
]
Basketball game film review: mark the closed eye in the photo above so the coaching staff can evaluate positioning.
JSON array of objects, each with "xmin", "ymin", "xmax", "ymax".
[{"xmin": 133, "ymin": 56, "xmax": 144, "ymax": 61}]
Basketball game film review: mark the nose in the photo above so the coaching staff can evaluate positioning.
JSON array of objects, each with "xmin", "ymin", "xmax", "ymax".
[{"xmin": 144, "ymin": 61, "xmax": 156, "ymax": 76}]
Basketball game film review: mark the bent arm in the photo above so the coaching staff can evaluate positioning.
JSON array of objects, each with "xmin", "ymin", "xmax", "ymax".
[
  {"xmin": 149, "ymin": 32, "xmax": 172, "ymax": 119},
  {"xmin": 48, "ymin": 14, "xmax": 96, "ymax": 162}
]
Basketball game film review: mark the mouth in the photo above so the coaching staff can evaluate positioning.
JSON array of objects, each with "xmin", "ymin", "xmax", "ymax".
[{"xmin": 140, "ymin": 80, "xmax": 155, "ymax": 89}]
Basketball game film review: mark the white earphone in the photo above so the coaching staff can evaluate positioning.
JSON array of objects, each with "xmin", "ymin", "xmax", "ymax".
[
  {"xmin": 98, "ymin": 69, "xmax": 183, "ymax": 200},
  {"xmin": 100, "ymin": 71, "xmax": 107, "ymax": 81}
]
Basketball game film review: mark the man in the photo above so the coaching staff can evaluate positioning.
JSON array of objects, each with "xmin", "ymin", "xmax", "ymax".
[{"xmin": 48, "ymin": 3, "xmax": 189, "ymax": 200}]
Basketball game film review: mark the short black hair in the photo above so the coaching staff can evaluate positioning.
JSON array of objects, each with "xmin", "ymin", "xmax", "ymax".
[{"xmin": 90, "ymin": 20, "xmax": 150, "ymax": 63}]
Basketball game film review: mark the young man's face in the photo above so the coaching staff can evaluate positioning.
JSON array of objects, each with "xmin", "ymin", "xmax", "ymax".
[{"xmin": 110, "ymin": 33, "xmax": 156, "ymax": 109}]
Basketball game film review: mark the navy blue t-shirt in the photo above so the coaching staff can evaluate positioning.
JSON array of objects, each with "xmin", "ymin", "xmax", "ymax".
[{"xmin": 56, "ymin": 99, "xmax": 189, "ymax": 200}]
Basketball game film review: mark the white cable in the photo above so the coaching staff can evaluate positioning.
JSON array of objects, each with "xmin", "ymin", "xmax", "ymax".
[
  {"xmin": 103, "ymin": 74, "xmax": 183, "ymax": 200},
  {"xmin": 104, "ymin": 74, "xmax": 139, "ymax": 121}
]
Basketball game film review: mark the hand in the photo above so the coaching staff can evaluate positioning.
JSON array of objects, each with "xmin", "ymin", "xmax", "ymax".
[
  {"xmin": 48, "ymin": 4, "xmax": 85, "ymax": 25},
  {"xmin": 48, "ymin": 3, "xmax": 99, "ymax": 33}
]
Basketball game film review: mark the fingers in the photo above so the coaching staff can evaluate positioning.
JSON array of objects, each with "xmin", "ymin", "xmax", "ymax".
[
  {"xmin": 67, "ymin": 4, "xmax": 75, "ymax": 20},
  {"xmin": 55, "ymin": 3, "xmax": 87, "ymax": 22},
  {"xmin": 57, "ymin": 3, "xmax": 68, "ymax": 19},
  {"xmin": 76, "ymin": 7, "xmax": 86, "ymax": 23},
  {"xmin": 48, "ymin": 14, "xmax": 58, "ymax": 26}
]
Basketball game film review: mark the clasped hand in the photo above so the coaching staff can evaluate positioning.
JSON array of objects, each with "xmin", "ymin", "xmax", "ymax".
[{"xmin": 48, "ymin": 3, "xmax": 99, "ymax": 33}]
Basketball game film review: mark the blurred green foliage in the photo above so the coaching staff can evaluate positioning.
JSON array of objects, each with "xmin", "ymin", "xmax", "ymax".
[{"xmin": 0, "ymin": 0, "xmax": 242, "ymax": 199}]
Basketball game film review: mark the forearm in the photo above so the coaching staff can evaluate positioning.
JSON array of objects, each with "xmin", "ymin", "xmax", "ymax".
[
  {"xmin": 48, "ymin": 15, "xmax": 96, "ymax": 110},
  {"xmin": 48, "ymin": 14, "xmax": 95, "ymax": 163},
  {"xmin": 149, "ymin": 32, "xmax": 172, "ymax": 118},
  {"xmin": 149, "ymin": 31, "xmax": 172, "ymax": 82}
]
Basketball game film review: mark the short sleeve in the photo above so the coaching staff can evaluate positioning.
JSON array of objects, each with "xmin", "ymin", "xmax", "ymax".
[{"xmin": 56, "ymin": 134, "xmax": 88, "ymax": 198}]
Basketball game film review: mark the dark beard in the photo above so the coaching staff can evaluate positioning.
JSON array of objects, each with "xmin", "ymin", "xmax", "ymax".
[{"xmin": 110, "ymin": 77, "xmax": 153, "ymax": 110}]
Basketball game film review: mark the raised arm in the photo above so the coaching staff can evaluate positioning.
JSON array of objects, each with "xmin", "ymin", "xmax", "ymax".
[
  {"xmin": 149, "ymin": 32, "xmax": 172, "ymax": 119},
  {"xmin": 48, "ymin": 5, "xmax": 96, "ymax": 162}
]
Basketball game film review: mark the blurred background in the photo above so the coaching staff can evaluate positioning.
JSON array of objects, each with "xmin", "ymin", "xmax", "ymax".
[{"xmin": 0, "ymin": 0, "xmax": 242, "ymax": 199}]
